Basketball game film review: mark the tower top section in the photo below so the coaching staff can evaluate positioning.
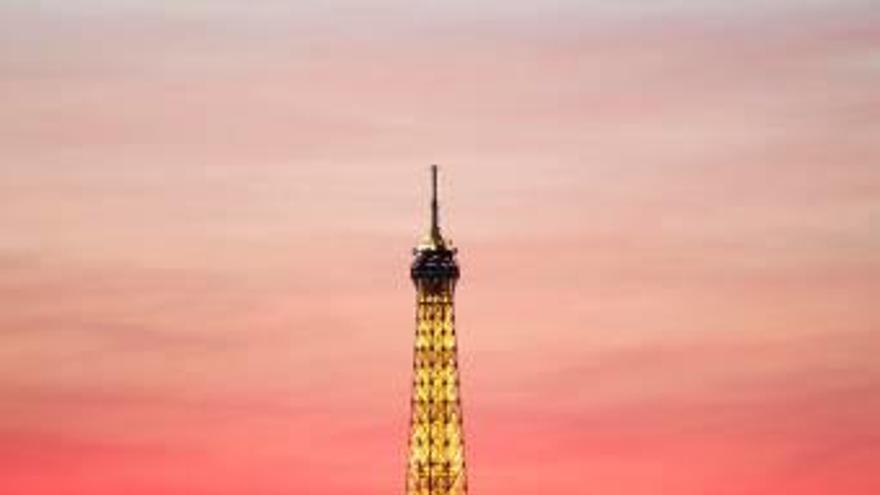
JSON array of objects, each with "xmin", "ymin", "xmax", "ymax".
[{"xmin": 412, "ymin": 165, "xmax": 459, "ymax": 283}]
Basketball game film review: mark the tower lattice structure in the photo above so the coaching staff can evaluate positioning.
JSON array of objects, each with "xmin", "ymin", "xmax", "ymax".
[{"xmin": 406, "ymin": 165, "xmax": 468, "ymax": 495}]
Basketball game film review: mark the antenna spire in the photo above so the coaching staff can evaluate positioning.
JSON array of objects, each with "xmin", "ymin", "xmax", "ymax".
[
  {"xmin": 431, "ymin": 164, "xmax": 440, "ymax": 242},
  {"xmin": 417, "ymin": 164, "xmax": 449, "ymax": 251}
]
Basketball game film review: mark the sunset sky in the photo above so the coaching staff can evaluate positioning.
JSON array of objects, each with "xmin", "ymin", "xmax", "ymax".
[{"xmin": 2, "ymin": 1, "xmax": 879, "ymax": 494}]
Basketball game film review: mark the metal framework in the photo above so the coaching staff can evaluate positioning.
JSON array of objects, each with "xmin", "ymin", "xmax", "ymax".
[{"xmin": 406, "ymin": 165, "xmax": 468, "ymax": 495}]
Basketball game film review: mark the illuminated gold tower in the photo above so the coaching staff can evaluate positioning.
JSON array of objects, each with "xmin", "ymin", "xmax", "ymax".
[{"xmin": 406, "ymin": 165, "xmax": 468, "ymax": 495}]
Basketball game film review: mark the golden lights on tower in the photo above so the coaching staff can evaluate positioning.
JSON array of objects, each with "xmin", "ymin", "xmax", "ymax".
[{"xmin": 406, "ymin": 165, "xmax": 468, "ymax": 495}]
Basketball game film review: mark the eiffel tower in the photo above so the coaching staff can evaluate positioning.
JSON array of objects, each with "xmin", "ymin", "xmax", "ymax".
[{"xmin": 405, "ymin": 165, "xmax": 468, "ymax": 495}]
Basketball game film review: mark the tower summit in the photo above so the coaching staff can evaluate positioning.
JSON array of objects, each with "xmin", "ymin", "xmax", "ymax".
[{"xmin": 406, "ymin": 166, "xmax": 468, "ymax": 495}]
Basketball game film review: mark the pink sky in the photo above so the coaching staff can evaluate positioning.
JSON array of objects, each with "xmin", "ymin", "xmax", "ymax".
[{"xmin": 1, "ymin": 1, "xmax": 879, "ymax": 494}]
